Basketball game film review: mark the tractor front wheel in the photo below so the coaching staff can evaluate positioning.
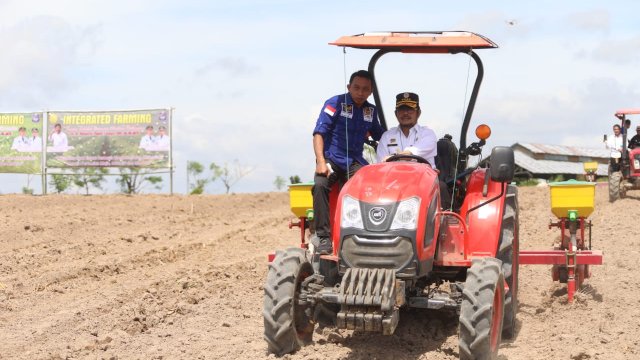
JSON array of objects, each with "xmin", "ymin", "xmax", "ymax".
[
  {"xmin": 609, "ymin": 171, "xmax": 622, "ymax": 202},
  {"xmin": 459, "ymin": 258, "xmax": 505, "ymax": 360},
  {"xmin": 263, "ymin": 248, "xmax": 315, "ymax": 356}
]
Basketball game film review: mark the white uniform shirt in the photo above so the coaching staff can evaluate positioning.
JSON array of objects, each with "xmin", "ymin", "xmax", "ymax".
[
  {"xmin": 606, "ymin": 134, "xmax": 623, "ymax": 158},
  {"xmin": 377, "ymin": 125, "xmax": 438, "ymax": 166},
  {"xmin": 49, "ymin": 132, "xmax": 68, "ymax": 148},
  {"xmin": 29, "ymin": 136, "xmax": 42, "ymax": 152},
  {"xmin": 155, "ymin": 135, "xmax": 170, "ymax": 151},
  {"xmin": 139, "ymin": 135, "xmax": 156, "ymax": 150},
  {"xmin": 11, "ymin": 135, "xmax": 30, "ymax": 151}
]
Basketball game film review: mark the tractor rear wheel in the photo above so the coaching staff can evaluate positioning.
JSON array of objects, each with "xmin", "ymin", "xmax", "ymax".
[
  {"xmin": 497, "ymin": 185, "xmax": 519, "ymax": 339},
  {"xmin": 263, "ymin": 248, "xmax": 315, "ymax": 356},
  {"xmin": 459, "ymin": 258, "xmax": 505, "ymax": 360},
  {"xmin": 609, "ymin": 171, "xmax": 622, "ymax": 202}
]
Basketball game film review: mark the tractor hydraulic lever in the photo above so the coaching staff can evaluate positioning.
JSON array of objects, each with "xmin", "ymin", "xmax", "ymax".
[
  {"xmin": 446, "ymin": 140, "xmax": 486, "ymax": 187},
  {"xmin": 466, "ymin": 139, "xmax": 485, "ymax": 156}
]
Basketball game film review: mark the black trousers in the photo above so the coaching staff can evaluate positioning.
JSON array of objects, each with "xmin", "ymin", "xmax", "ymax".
[
  {"xmin": 609, "ymin": 158, "xmax": 621, "ymax": 173},
  {"xmin": 312, "ymin": 160, "xmax": 362, "ymax": 238}
]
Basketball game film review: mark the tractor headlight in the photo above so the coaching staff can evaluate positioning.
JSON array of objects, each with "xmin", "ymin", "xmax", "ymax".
[
  {"xmin": 341, "ymin": 196, "xmax": 364, "ymax": 229},
  {"xmin": 390, "ymin": 197, "xmax": 421, "ymax": 230}
]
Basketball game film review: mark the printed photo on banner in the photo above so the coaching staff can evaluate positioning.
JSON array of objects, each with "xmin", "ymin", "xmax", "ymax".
[
  {"xmin": 0, "ymin": 112, "xmax": 43, "ymax": 174},
  {"xmin": 47, "ymin": 123, "xmax": 73, "ymax": 153},
  {"xmin": 139, "ymin": 125, "xmax": 170, "ymax": 152},
  {"xmin": 46, "ymin": 109, "xmax": 171, "ymax": 169}
]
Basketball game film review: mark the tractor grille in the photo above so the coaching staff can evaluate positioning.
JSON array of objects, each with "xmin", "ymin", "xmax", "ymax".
[{"xmin": 339, "ymin": 235, "xmax": 416, "ymax": 276}]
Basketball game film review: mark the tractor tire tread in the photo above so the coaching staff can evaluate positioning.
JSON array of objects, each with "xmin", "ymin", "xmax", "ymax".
[
  {"xmin": 498, "ymin": 185, "xmax": 519, "ymax": 339},
  {"xmin": 609, "ymin": 171, "xmax": 622, "ymax": 202},
  {"xmin": 459, "ymin": 258, "xmax": 505, "ymax": 360},
  {"xmin": 263, "ymin": 248, "xmax": 313, "ymax": 356}
]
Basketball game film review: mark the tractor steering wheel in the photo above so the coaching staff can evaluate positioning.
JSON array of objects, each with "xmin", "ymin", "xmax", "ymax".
[{"xmin": 385, "ymin": 153, "xmax": 431, "ymax": 166}]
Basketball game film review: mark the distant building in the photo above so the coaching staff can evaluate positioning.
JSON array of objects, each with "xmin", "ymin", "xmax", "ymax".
[{"xmin": 484, "ymin": 143, "xmax": 609, "ymax": 179}]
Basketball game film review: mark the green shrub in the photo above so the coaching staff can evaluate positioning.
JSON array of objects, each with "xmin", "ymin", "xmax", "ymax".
[{"xmin": 516, "ymin": 179, "xmax": 539, "ymax": 187}]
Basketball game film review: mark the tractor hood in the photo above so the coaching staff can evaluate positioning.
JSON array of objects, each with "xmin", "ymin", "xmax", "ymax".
[{"xmin": 341, "ymin": 162, "xmax": 438, "ymax": 204}]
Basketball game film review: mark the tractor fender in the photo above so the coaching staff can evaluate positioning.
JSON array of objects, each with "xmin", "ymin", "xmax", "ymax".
[
  {"xmin": 458, "ymin": 168, "xmax": 507, "ymax": 258},
  {"xmin": 629, "ymin": 148, "xmax": 640, "ymax": 175}
]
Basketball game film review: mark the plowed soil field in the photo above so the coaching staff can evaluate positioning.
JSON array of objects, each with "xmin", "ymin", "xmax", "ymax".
[{"xmin": 1, "ymin": 186, "xmax": 639, "ymax": 359}]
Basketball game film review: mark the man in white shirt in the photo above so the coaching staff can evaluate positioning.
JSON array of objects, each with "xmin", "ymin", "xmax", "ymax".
[
  {"xmin": 155, "ymin": 126, "xmax": 170, "ymax": 151},
  {"xmin": 139, "ymin": 125, "xmax": 156, "ymax": 151},
  {"xmin": 48, "ymin": 123, "xmax": 68, "ymax": 149},
  {"xmin": 11, "ymin": 127, "xmax": 30, "ymax": 152},
  {"xmin": 377, "ymin": 92, "xmax": 450, "ymax": 208},
  {"xmin": 28, "ymin": 127, "xmax": 42, "ymax": 152},
  {"xmin": 605, "ymin": 124, "xmax": 624, "ymax": 173},
  {"xmin": 377, "ymin": 92, "xmax": 437, "ymax": 166}
]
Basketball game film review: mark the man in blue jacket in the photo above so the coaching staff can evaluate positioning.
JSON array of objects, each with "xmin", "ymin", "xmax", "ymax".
[{"xmin": 311, "ymin": 70, "xmax": 384, "ymax": 255}]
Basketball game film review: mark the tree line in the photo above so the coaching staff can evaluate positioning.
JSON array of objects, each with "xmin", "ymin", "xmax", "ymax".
[
  {"xmin": 187, "ymin": 160, "xmax": 255, "ymax": 194},
  {"xmin": 187, "ymin": 160, "xmax": 302, "ymax": 195},
  {"xmin": 42, "ymin": 168, "xmax": 163, "ymax": 195},
  {"xmin": 18, "ymin": 161, "xmax": 303, "ymax": 195}
]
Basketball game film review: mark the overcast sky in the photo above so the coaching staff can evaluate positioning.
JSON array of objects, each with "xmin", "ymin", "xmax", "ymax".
[{"xmin": 1, "ymin": 0, "xmax": 639, "ymax": 194}]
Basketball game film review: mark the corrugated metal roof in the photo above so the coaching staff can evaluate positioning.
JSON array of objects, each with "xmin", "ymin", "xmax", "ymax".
[
  {"xmin": 514, "ymin": 149, "xmax": 608, "ymax": 176},
  {"xmin": 516, "ymin": 143, "xmax": 609, "ymax": 159}
]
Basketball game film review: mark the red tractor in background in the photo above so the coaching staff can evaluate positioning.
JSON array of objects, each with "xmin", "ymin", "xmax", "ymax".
[
  {"xmin": 264, "ymin": 32, "xmax": 518, "ymax": 360},
  {"xmin": 608, "ymin": 108, "xmax": 640, "ymax": 202}
]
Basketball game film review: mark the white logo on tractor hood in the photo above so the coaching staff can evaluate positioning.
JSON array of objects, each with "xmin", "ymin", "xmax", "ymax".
[{"xmin": 369, "ymin": 207, "xmax": 387, "ymax": 225}]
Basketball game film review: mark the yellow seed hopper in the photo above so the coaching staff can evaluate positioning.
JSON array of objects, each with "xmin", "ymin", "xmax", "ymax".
[
  {"xmin": 582, "ymin": 161, "xmax": 598, "ymax": 174},
  {"xmin": 288, "ymin": 183, "xmax": 314, "ymax": 218},
  {"xmin": 549, "ymin": 179, "xmax": 595, "ymax": 219}
]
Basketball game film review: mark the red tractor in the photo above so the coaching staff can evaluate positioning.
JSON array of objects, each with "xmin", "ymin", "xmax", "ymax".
[
  {"xmin": 608, "ymin": 108, "xmax": 640, "ymax": 202},
  {"xmin": 264, "ymin": 32, "xmax": 518, "ymax": 360}
]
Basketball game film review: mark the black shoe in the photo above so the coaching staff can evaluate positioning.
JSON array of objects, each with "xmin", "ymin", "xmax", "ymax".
[{"xmin": 312, "ymin": 235, "xmax": 333, "ymax": 255}]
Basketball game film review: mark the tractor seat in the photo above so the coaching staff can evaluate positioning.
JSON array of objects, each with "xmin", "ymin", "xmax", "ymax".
[{"xmin": 435, "ymin": 134, "xmax": 458, "ymax": 184}]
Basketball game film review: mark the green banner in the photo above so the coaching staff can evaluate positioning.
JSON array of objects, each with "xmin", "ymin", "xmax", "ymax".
[
  {"xmin": 46, "ymin": 109, "xmax": 171, "ymax": 168},
  {"xmin": 0, "ymin": 112, "xmax": 44, "ymax": 174}
]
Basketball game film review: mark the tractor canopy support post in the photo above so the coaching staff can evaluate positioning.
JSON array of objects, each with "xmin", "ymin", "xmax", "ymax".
[
  {"xmin": 618, "ymin": 114, "xmax": 631, "ymax": 177},
  {"xmin": 458, "ymin": 50, "xmax": 484, "ymax": 174},
  {"xmin": 368, "ymin": 49, "xmax": 391, "ymax": 131}
]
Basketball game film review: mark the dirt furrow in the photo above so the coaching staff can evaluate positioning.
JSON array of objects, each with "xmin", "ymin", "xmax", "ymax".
[{"xmin": 1, "ymin": 188, "xmax": 639, "ymax": 359}]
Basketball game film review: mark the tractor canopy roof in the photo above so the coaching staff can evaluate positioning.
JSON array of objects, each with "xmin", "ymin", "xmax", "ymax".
[
  {"xmin": 329, "ymin": 31, "xmax": 497, "ymax": 168},
  {"xmin": 330, "ymin": 31, "xmax": 498, "ymax": 53},
  {"xmin": 615, "ymin": 108, "xmax": 640, "ymax": 117}
]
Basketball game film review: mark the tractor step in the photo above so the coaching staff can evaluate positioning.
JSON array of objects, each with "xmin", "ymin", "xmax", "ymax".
[{"xmin": 408, "ymin": 295, "xmax": 459, "ymax": 310}]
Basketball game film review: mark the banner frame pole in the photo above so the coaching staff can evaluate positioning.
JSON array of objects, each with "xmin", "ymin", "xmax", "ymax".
[
  {"xmin": 43, "ymin": 167, "xmax": 47, "ymax": 195},
  {"xmin": 169, "ymin": 107, "xmax": 174, "ymax": 195},
  {"xmin": 42, "ymin": 111, "xmax": 47, "ymax": 195}
]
